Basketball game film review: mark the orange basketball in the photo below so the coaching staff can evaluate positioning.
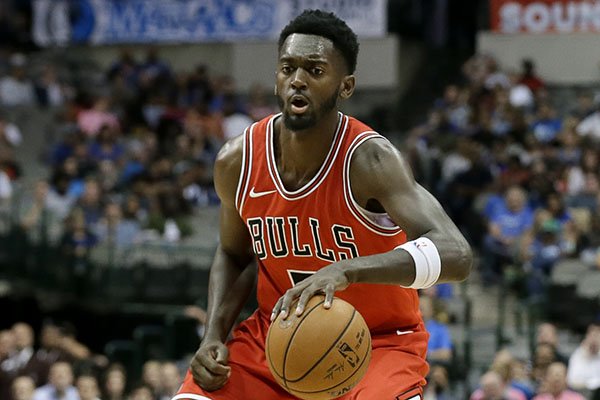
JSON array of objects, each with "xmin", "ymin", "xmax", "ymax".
[{"xmin": 265, "ymin": 295, "xmax": 371, "ymax": 400}]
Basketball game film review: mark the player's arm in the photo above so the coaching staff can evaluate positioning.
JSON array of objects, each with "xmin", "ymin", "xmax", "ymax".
[
  {"xmin": 273, "ymin": 138, "xmax": 472, "ymax": 318},
  {"xmin": 341, "ymin": 137, "xmax": 472, "ymax": 285},
  {"xmin": 190, "ymin": 134, "xmax": 256, "ymax": 391}
]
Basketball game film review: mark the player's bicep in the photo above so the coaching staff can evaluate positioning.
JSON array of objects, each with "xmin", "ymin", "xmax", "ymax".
[
  {"xmin": 218, "ymin": 203, "xmax": 254, "ymax": 265},
  {"xmin": 351, "ymin": 140, "xmax": 456, "ymax": 240},
  {"xmin": 212, "ymin": 135, "xmax": 254, "ymax": 263}
]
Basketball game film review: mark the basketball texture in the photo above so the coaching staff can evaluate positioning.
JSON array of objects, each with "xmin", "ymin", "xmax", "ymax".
[{"xmin": 266, "ymin": 295, "xmax": 371, "ymax": 400}]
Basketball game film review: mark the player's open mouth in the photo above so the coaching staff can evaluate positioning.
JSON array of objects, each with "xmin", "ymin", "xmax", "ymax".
[{"xmin": 290, "ymin": 96, "xmax": 309, "ymax": 114}]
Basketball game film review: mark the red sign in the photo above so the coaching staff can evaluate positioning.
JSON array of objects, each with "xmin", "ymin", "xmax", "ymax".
[{"xmin": 490, "ymin": 0, "xmax": 600, "ymax": 33}]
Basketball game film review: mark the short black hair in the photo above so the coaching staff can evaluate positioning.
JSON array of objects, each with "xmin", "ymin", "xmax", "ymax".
[{"xmin": 278, "ymin": 9, "xmax": 359, "ymax": 74}]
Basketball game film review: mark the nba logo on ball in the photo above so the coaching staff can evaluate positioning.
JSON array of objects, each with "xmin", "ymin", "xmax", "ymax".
[{"xmin": 266, "ymin": 296, "xmax": 372, "ymax": 400}]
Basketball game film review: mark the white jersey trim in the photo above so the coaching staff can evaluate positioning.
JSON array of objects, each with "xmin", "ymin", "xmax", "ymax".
[
  {"xmin": 342, "ymin": 132, "xmax": 403, "ymax": 236},
  {"xmin": 266, "ymin": 112, "xmax": 347, "ymax": 201},
  {"xmin": 171, "ymin": 394, "xmax": 213, "ymax": 400},
  {"xmin": 235, "ymin": 123, "xmax": 255, "ymax": 215}
]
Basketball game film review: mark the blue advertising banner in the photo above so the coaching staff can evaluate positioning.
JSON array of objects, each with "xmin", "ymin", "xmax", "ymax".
[{"xmin": 33, "ymin": 0, "xmax": 387, "ymax": 46}]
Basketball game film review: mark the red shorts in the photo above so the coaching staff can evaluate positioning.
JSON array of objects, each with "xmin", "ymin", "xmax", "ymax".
[{"xmin": 173, "ymin": 311, "xmax": 428, "ymax": 400}]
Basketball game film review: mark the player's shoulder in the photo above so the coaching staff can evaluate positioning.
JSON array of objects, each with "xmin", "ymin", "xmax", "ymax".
[
  {"xmin": 349, "ymin": 131, "xmax": 402, "ymax": 172},
  {"xmin": 214, "ymin": 134, "xmax": 246, "ymax": 204},
  {"xmin": 348, "ymin": 129, "xmax": 412, "ymax": 200}
]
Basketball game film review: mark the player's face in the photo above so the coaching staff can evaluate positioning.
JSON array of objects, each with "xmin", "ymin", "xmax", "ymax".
[{"xmin": 276, "ymin": 34, "xmax": 349, "ymax": 131}]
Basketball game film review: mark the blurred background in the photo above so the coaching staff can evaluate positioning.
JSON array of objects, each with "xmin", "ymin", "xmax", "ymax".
[{"xmin": 1, "ymin": 1, "xmax": 600, "ymax": 399}]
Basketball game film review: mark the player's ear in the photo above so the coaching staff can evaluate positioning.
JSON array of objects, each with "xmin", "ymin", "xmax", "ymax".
[{"xmin": 339, "ymin": 75, "xmax": 355, "ymax": 99}]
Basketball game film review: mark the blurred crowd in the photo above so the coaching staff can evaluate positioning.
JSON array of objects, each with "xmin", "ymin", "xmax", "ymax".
[
  {"xmin": 409, "ymin": 54, "xmax": 600, "ymax": 299},
  {"xmin": 0, "ymin": 321, "xmax": 190, "ymax": 400},
  {"xmin": 0, "ymin": 46, "xmax": 277, "ymax": 265},
  {"xmin": 421, "ymin": 287, "xmax": 600, "ymax": 399},
  {"xmin": 1, "ymin": 1, "xmax": 600, "ymax": 397},
  {"xmin": 413, "ymin": 53, "xmax": 600, "ymax": 399}
]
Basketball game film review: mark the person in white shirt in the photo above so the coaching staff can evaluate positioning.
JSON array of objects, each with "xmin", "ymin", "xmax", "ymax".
[
  {"xmin": 567, "ymin": 323, "xmax": 600, "ymax": 391},
  {"xmin": 576, "ymin": 107, "xmax": 600, "ymax": 141},
  {"xmin": 0, "ymin": 53, "xmax": 35, "ymax": 107},
  {"xmin": 33, "ymin": 361, "xmax": 80, "ymax": 400}
]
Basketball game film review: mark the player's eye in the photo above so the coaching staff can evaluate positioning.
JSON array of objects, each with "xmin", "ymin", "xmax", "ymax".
[
  {"xmin": 281, "ymin": 65, "xmax": 293, "ymax": 74},
  {"xmin": 311, "ymin": 67, "xmax": 324, "ymax": 76}
]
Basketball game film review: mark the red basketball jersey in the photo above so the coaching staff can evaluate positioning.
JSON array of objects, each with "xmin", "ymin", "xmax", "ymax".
[{"xmin": 236, "ymin": 113, "xmax": 423, "ymax": 334}]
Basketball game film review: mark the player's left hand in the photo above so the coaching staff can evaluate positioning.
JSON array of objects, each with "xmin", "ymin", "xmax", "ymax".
[{"xmin": 271, "ymin": 263, "xmax": 350, "ymax": 321}]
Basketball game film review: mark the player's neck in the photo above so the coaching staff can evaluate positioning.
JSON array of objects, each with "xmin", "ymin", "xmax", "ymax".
[{"xmin": 274, "ymin": 113, "xmax": 339, "ymax": 190}]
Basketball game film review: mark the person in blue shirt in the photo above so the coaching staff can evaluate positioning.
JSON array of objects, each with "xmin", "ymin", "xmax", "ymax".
[
  {"xmin": 420, "ymin": 294, "xmax": 453, "ymax": 365},
  {"xmin": 482, "ymin": 185, "xmax": 534, "ymax": 284}
]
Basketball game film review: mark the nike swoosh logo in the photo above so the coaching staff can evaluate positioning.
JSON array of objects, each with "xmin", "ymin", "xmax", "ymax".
[{"xmin": 249, "ymin": 187, "xmax": 277, "ymax": 198}]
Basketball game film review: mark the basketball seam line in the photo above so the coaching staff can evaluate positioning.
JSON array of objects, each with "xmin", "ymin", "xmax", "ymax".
[
  {"xmin": 290, "ymin": 326, "xmax": 371, "ymax": 394},
  {"xmin": 286, "ymin": 308, "xmax": 357, "ymax": 384},
  {"xmin": 276, "ymin": 299, "xmax": 326, "ymax": 387}
]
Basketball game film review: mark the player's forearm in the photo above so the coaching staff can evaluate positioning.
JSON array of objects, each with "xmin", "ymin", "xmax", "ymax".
[
  {"xmin": 203, "ymin": 246, "xmax": 256, "ymax": 342},
  {"xmin": 343, "ymin": 233, "xmax": 472, "ymax": 286}
]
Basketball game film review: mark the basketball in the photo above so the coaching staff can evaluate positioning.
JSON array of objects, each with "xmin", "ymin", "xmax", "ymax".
[{"xmin": 265, "ymin": 295, "xmax": 371, "ymax": 400}]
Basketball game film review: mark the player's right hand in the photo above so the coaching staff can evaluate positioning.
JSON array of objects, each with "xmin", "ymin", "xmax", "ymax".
[{"xmin": 190, "ymin": 339, "xmax": 231, "ymax": 391}]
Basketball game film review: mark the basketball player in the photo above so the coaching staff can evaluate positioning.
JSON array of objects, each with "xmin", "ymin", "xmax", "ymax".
[{"xmin": 174, "ymin": 9, "xmax": 472, "ymax": 400}]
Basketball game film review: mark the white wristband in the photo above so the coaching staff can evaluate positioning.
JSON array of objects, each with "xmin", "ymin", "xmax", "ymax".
[{"xmin": 396, "ymin": 237, "xmax": 441, "ymax": 289}]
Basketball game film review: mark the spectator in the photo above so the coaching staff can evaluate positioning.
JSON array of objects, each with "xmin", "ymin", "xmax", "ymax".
[
  {"xmin": 88, "ymin": 125, "xmax": 124, "ymax": 164},
  {"xmin": 532, "ymin": 343, "xmax": 558, "ymax": 387},
  {"xmin": 534, "ymin": 362, "xmax": 584, "ymax": 400},
  {"xmin": 0, "ymin": 53, "xmax": 35, "ymax": 106},
  {"xmin": 484, "ymin": 58, "xmax": 510, "ymax": 90},
  {"xmin": 95, "ymin": 202, "xmax": 141, "ymax": 248},
  {"xmin": 76, "ymin": 179, "xmax": 103, "ymax": 227},
  {"xmin": 420, "ymin": 295, "xmax": 452, "ymax": 364},
  {"xmin": 138, "ymin": 47, "xmax": 172, "ymax": 91},
  {"xmin": 102, "ymin": 364, "xmax": 126, "ymax": 400},
  {"xmin": 531, "ymin": 103, "xmax": 561, "ymax": 143},
  {"xmin": 470, "ymin": 370, "xmax": 527, "ymax": 400},
  {"xmin": 520, "ymin": 219, "xmax": 565, "ymax": 299},
  {"xmin": 3, "ymin": 323, "xmax": 48, "ymax": 386},
  {"xmin": 76, "ymin": 375, "xmax": 101, "ymax": 400},
  {"xmin": 128, "ymin": 384, "xmax": 154, "ymax": 400},
  {"xmin": 33, "ymin": 361, "xmax": 79, "ymax": 400},
  {"xmin": 20, "ymin": 180, "xmax": 67, "ymax": 244},
  {"xmin": 12, "ymin": 375, "xmax": 35, "ymax": 400},
  {"xmin": 519, "ymin": 59, "xmax": 545, "ymax": 93},
  {"xmin": 0, "ymin": 114, "xmax": 22, "ymax": 147},
  {"xmin": 181, "ymin": 64, "xmax": 213, "ymax": 107},
  {"xmin": 508, "ymin": 71, "xmax": 534, "ymax": 111},
  {"xmin": 34, "ymin": 65, "xmax": 67, "ymax": 108},
  {"xmin": 60, "ymin": 209, "xmax": 98, "ymax": 282},
  {"xmin": 0, "ymin": 329, "xmax": 15, "ymax": 361},
  {"xmin": 107, "ymin": 49, "xmax": 139, "ymax": 91},
  {"xmin": 159, "ymin": 362, "xmax": 181, "ymax": 400},
  {"xmin": 482, "ymin": 186, "xmax": 534, "ymax": 284},
  {"xmin": 567, "ymin": 323, "xmax": 600, "ymax": 392},
  {"xmin": 491, "ymin": 349, "xmax": 533, "ymax": 400},
  {"xmin": 141, "ymin": 360, "xmax": 162, "ymax": 398},
  {"xmin": 77, "ymin": 96, "xmax": 120, "ymax": 138},
  {"xmin": 570, "ymin": 92, "xmax": 595, "ymax": 120},
  {"xmin": 576, "ymin": 103, "xmax": 600, "ymax": 141},
  {"xmin": 536, "ymin": 323, "xmax": 569, "ymax": 364},
  {"xmin": 423, "ymin": 364, "xmax": 452, "ymax": 400},
  {"xmin": 221, "ymin": 94, "xmax": 253, "ymax": 140}
]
